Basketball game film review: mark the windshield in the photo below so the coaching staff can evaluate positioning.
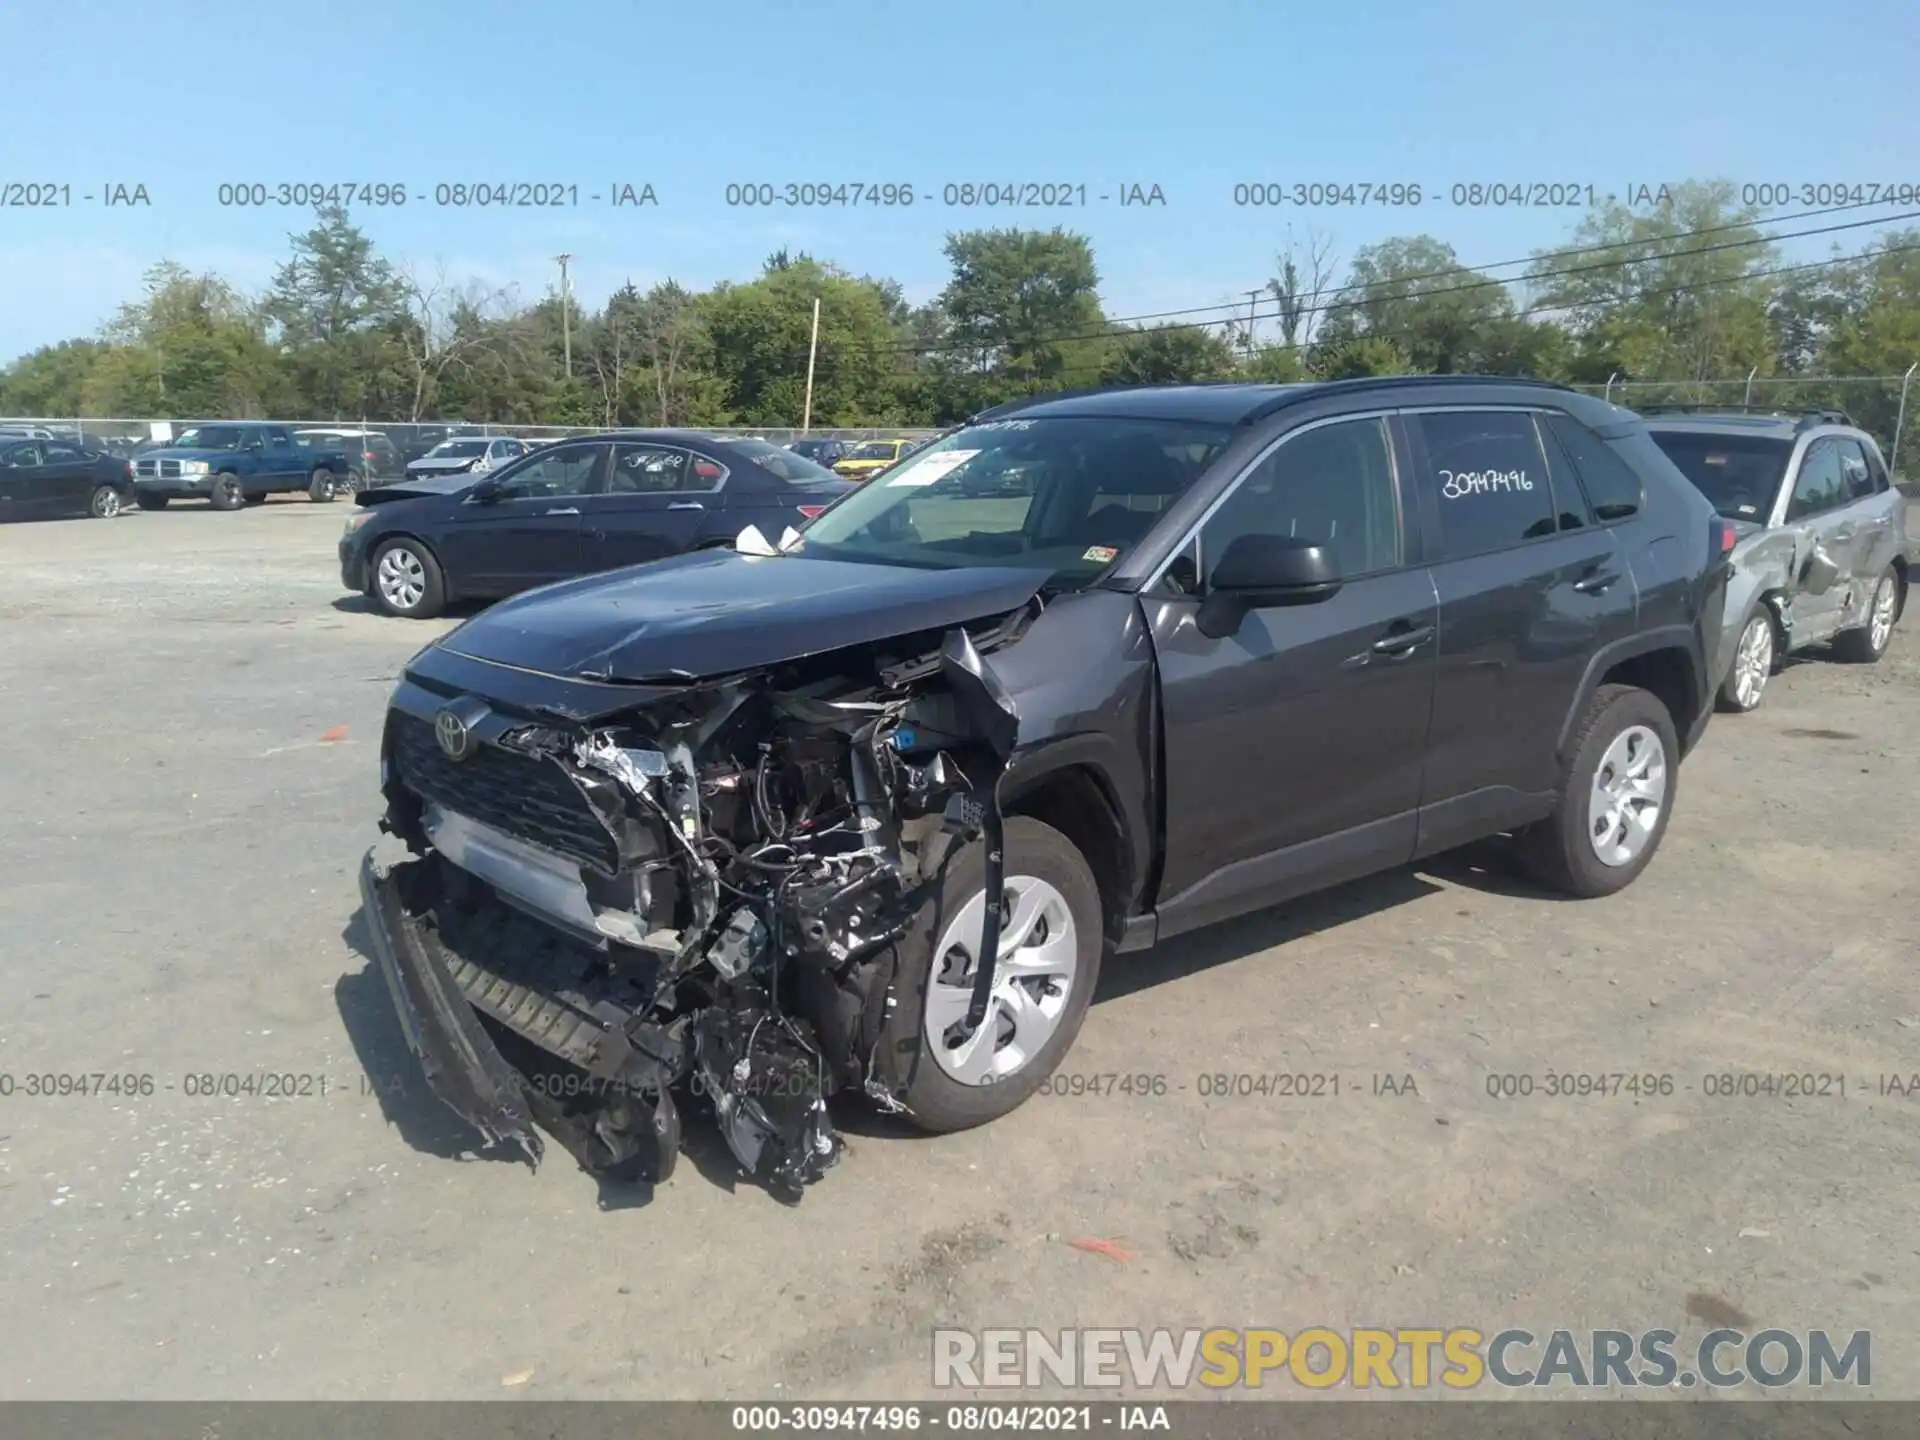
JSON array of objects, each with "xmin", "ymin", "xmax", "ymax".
[
  {"xmin": 1647, "ymin": 431, "xmax": 1791, "ymax": 520},
  {"xmin": 791, "ymin": 416, "xmax": 1230, "ymax": 585},
  {"xmin": 730, "ymin": 438, "xmax": 842, "ymax": 483},
  {"xmin": 172, "ymin": 426, "xmax": 244, "ymax": 450},
  {"xmin": 847, "ymin": 441, "xmax": 903, "ymax": 461},
  {"xmin": 428, "ymin": 440, "xmax": 490, "ymax": 458}
]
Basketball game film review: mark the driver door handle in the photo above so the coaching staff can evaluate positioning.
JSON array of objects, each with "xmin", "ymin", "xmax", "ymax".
[
  {"xmin": 668, "ymin": 501, "xmax": 705, "ymax": 511},
  {"xmin": 1572, "ymin": 568, "xmax": 1621, "ymax": 594},
  {"xmin": 544, "ymin": 506, "xmax": 579, "ymax": 515},
  {"xmin": 1370, "ymin": 622, "xmax": 1434, "ymax": 657}
]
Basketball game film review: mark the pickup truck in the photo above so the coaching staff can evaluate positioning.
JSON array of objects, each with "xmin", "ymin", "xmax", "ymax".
[{"xmin": 129, "ymin": 423, "xmax": 353, "ymax": 510}]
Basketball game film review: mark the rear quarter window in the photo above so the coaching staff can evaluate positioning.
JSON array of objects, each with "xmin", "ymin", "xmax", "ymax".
[{"xmin": 1543, "ymin": 414, "xmax": 1644, "ymax": 523}]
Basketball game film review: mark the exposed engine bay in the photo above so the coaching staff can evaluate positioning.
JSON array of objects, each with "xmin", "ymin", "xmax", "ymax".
[{"xmin": 374, "ymin": 604, "xmax": 1034, "ymax": 1202}]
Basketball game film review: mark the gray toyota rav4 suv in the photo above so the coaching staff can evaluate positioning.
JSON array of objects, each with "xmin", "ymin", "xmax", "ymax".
[{"xmin": 359, "ymin": 376, "xmax": 1732, "ymax": 1199}]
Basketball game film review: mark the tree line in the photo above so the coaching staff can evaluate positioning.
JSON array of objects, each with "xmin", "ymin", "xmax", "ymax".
[{"xmin": 2, "ymin": 180, "xmax": 1915, "ymax": 448}]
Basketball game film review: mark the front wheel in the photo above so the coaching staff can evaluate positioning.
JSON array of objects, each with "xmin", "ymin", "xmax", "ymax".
[
  {"xmin": 134, "ymin": 492, "xmax": 168, "ymax": 511},
  {"xmin": 875, "ymin": 816, "xmax": 1103, "ymax": 1132},
  {"xmin": 209, "ymin": 473, "xmax": 246, "ymax": 511},
  {"xmin": 88, "ymin": 485, "xmax": 124, "ymax": 519},
  {"xmin": 370, "ymin": 537, "xmax": 447, "ymax": 618},
  {"xmin": 1832, "ymin": 566, "xmax": 1900, "ymax": 663},
  {"xmin": 307, "ymin": 468, "xmax": 339, "ymax": 502},
  {"xmin": 1517, "ymin": 684, "xmax": 1679, "ymax": 898},
  {"xmin": 1716, "ymin": 609, "xmax": 1775, "ymax": 712}
]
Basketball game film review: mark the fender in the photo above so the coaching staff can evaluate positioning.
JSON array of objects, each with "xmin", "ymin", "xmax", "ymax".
[
  {"xmin": 1000, "ymin": 731, "xmax": 1153, "ymax": 937},
  {"xmin": 1555, "ymin": 624, "xmax": 1704, "ymax": 760}
]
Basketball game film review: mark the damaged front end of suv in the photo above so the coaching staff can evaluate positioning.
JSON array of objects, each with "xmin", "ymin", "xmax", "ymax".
[{"xmin": 360, "ymin": 593, "xmax": 1039, "ymax": 1203}]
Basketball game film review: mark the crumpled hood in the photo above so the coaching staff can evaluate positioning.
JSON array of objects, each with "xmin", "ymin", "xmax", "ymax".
[
  {"xmin": 437, "ymin": 548, "xmax": 1049, "ymax": 682},
  {"xmin": 408, "ymin": 456, "xmax": 480, "ymax": 473},
  {"xmin": 358, "ymin": 473, "xmax": 475, "ymax": 504}
]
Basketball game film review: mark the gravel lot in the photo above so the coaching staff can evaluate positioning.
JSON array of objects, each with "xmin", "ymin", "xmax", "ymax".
[{"xmin": 1, "ymin": 500, "xmax": 1916, "ymax": 1401}]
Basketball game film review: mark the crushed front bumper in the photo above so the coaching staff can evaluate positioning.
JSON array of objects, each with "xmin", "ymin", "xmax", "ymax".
[{"xmin": 358, "ymin": 848, "xmax": 546, "ymax": 1163}]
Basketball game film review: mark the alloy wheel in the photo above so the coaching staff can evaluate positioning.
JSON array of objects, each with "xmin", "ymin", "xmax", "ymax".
[
  {"xmin": 1869, "ymin": 576, "xmax": 1896, "ymax": 653},
  {"xmin": 923, "ymin": 876, "xmax": 1079, "ymax": 1086},
  {"xmin": 1731, "ymin": 615, "xmax": 1773, "ymax": 708}
]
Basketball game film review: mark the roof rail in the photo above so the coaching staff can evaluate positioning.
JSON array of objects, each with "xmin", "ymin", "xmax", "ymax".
[
  {"xmin": 1636, "ymin": 402, "xmax": 1857, "ymax": 428},
  {"xmin": 1235, "ymin": 372, "xmax": 1579, "ymax": 428}
]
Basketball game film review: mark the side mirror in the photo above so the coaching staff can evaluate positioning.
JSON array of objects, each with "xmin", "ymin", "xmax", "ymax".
[
  {"xmin": 468, "ymin": 478, "xmax": 502, "ymax": 504},
  {"xmin": 1799, "ymin": 540, "xmax": 1842, "ymax": 597},
  {"xmin": 1195, "ymin": 534, "xmax": 1342, "ymax": 639}
]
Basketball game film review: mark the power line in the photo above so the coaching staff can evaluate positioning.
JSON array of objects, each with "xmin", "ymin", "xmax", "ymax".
[
  {"xmin": 883, "ymin": 204, "xmax": 1920, "ymax": 363},
  {"xmin": 1036, "ymin": 241, "xmax": 1920, "ymax": 385}
]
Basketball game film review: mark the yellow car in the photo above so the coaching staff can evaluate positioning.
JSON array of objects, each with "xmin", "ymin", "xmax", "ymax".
[{"xmin": 832, "ymin": 438, "xmax": 918, "ymax": 481}]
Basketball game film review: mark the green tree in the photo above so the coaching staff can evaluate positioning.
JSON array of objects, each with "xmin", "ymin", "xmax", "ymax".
[
  {"xmin": 98, "ymin": 261, "xmax": 291, "ymax": 416},
  {"xmin": 0, "ymin": 339, "xmax": 109, "ymax": 415},
  {"xmin": 263, "ymin": 205, "xmax": 406, "ymax": 416},
  {"xmin": 1099, "ymin": 322, "xmax": 1236, "ymax": 385},
  {"xmin": 702, "ymin": 257, "xmax": 899, "ymax": 425},
  {"xmin": 936, "ymin": 228, "xmax": 1107, "ymax": 394},
  {"xmin": 1527, "ymin": 180, "xmax": 1777, "ymax": 383},
  {"xmin": 1316, "ymin": 235, "xmax": 1524, "ymax": 373}
]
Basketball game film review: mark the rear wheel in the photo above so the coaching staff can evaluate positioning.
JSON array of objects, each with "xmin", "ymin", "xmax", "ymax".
[
  {"xmin": 209, "ymin": 473, "xmax": 246, "ymax": 511},
  {"xmin": 370, "ymin": 537, "xmax": 447, "ymax": 618},
  {"xmin": 1832, "ymin": 567, "xmax": 1900, "ymax": 663},
  {"xmin": 307, "ymin": 468, "xmax": 338, "ymax": 502},
  {"xmin": 1517, "ymin": 684, "xmax": 1678, "ymax": 898},
  {"xmin": 88, "ymin": 485, "xmax": 123, "ymax": 519},
  {"xmin": 875, "ymin": 817, "xmax": 1103, "ymax": 1132}
]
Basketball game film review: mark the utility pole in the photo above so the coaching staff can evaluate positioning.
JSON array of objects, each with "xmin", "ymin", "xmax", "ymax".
[
  {"xmin": 1244, "ymin": 289, "xmax": 1261, "ymax": 359},
  {"xmin": 801, "ymin": 297, "xmax": 822, "ymax": 432},
  {"xmin": 554, "ymin": 253, "xmax": 573, "ymax": 378}
]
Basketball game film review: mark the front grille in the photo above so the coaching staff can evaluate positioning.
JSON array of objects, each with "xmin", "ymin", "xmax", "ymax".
[
  {"xmin": 389, "ymin": 712, "xmax": 616, "ymax": 873},
  {"xmin": 134, "ymin": 459, "xmax": 183, "ymax": 479}
]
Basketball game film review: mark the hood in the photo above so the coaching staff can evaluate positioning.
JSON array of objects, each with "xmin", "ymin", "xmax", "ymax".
[
  {"xmin": 437, "ymin": 547, "xmax": 1049, "ymax": 682},
  {"xmin": 357, "ymin": 473, "xmax": 476, "ymax": 505},
  {"xmin": 408, "ymin": 456, "xmax": 479, "ymax": 473},
  {"xmin": 139, "ymin": 446, "xmax": 235, "ymax": 462}
]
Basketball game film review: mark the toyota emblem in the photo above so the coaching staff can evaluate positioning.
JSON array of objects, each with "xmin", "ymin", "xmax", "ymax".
[{"xmin": 435, "ymin": 707, "xmax": 474, "ymax": 761}]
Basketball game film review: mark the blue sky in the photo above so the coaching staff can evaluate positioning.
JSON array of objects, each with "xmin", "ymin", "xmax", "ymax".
[{"xmin": 1, "ymin": 0, "xmax": 1916, "ymax": 363}]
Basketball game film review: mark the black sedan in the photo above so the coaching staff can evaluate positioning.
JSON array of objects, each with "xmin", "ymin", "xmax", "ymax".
[
  {"xmin": 0, "ymin": 438, "xmax": 135, "ymax": 520},
  {"xmin": 786, "ymin": 436, "xmax": 850, "ymax": 469},
  {"xmin": 339, "ymin": 430, "xmax": 856, "ymax": 618}
]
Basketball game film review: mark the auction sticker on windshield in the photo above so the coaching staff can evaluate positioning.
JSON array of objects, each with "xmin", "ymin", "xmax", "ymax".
[{"xmin": 885, "ymin": 449, "xmax": 980, "ymax": 486}]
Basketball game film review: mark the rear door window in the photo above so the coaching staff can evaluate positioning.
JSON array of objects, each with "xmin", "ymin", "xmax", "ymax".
[
  {"xmin": 1836, "ymin": 439, "xmax": 1876, "ymax": 502},
  {"xmin": 1785, "ymin": 439, "xmax": 1847, "ymax": 521},
  {"xmin": 1414, "ymin": 410, "xmax": 1558, "ymax": 560}
]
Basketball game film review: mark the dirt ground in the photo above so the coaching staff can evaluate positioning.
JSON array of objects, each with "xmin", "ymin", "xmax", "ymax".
[{"xmin": 0, "ymin": 499, "xmax": 1915, "ymax": 1401}]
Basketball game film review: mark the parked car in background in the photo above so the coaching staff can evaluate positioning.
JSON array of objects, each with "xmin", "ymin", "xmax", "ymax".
[
  {"xmin": 357, "ymin": 376, "xmax": 1730, "ymax": 1195},
  {"xmin": 0, "ymin": 437, "xmax": 136, "ymax": 520},
  {"xmin": 404, "ymin": 436, "xmax": 527, "ymax": 482},
  {"xmin": 340, "ymin": 430, "xmax": 856, "ymax": 618},
  {"xmin": 832, "ymin": 437, "xmax": 918, "ymax": 481},
  {"xmin": 296, "ymin": 428, "xmax": 401, "ymax": 488},
  {"xmin": 1642, "ymin": 407, "xmax": 1907, "ymax": 712},
  {"xmin": 130, "ymin": 423, "xmax": 353, "ymax": 509},
  {"xmin": 787, "ymin": 436, "xmax": 850, "ymax": 469}
]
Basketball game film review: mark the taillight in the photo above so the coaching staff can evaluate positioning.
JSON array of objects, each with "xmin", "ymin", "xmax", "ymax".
[
  {"xmin": 124, "ymin": 459, "xmax": 135, "ymax": 477},
  {"xmin": 1714, "ymin": 519, "xmax": 1737, "ymax": 557},
  {"xmin": 797, "ymin": 505, "xmax": 828, "ymax": 520}
]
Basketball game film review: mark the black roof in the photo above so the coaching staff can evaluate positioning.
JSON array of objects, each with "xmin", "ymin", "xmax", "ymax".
[{"xmin": 972, "ymin": 375, "xmax": 1600, "ymax": 427}]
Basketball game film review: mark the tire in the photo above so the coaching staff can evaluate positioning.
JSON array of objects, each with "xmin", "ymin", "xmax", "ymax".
[
  {"xmin": 1517, "ymin": 683, "xmax": 1679, "ymax": 899},
  {"xmin": 370, "ymin": 537, "xmax": 447, "ymax": 619},
  {"xmin": 208, "ymin": 472, "xmax": 246, "ymax": 511},
  {"xmin": 135, "ymin": 492, "xmax": 168, "ymax": 511},
  {"xmin": 874, "ymin": 816, "xmax": 1103, "ymax": 1133},
  {"xmin": 1716, "ymin": 608, "xmax": 1776, "ymax": 713},
  {"xmin": 88, "ymin": 485, "xmax": 123, "ymax": 519},
  {"xmin": 1832, "ymin": 566, "xmax": 1900, "ymax": 663},
  {"xmin": 243, "ymin": 493, "xmax": 268, "ymax": 506},
  {"xmin": 307, "ymin": 468, "xmax": 339, "ymax": 502}
]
